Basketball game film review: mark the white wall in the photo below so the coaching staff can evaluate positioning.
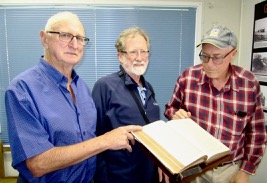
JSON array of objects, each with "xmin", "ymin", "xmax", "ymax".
[
  {"xmin": 240, "ymin": 1, "xmax": 267, "ymax": 182},
  {"xmin": 201, "ymin": 0, "xmax": 242, "ymax": 65},
  {"xmin": 1, "ymin": 0, "xmax": 266, "ymax": 181},
  {"xmin": 3, "ymin": 150, "xmax": 18, "ymax": 177}
]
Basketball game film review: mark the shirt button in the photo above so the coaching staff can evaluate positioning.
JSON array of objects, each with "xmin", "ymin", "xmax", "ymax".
[{"xmin": 83, "ymin": 131, "xmax": 86, "ymax": 135}]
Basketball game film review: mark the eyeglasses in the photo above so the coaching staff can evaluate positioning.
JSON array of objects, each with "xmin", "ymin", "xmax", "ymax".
[
  {"xmin": 199, "ymin": 49, "xmax": 235, "ymax": 65},
  {"xmin": 121, "ymin": 50, "xmax": 150, "ymax": 58},
  {"xmin": 47, "ymin": 31, "xmax": 89, "ymax": 46}
]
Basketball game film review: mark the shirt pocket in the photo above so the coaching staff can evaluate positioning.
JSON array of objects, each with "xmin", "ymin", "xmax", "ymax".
[{"xmin": 221, "ymin": 111, "xmax": 251, "ymax": 138}]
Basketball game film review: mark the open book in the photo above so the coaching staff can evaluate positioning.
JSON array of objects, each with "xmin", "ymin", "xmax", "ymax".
[{"xmin": 132, "ymin": 118, "xmax": 231, "ymax": 179}]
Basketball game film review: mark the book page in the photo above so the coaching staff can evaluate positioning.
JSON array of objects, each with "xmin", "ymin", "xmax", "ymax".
[
  {"xmin": 141, "ymin": 120, "xmax": 207, "ymax": 168},
  {"xmin": 166, "ymin": 118, "xmax": 230, "ymax": 161}
]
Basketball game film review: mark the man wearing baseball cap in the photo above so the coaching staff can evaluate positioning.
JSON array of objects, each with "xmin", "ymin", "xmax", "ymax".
[{"xmin": 164, "ymin": 25, "xmax": 267, "ymax": 183}]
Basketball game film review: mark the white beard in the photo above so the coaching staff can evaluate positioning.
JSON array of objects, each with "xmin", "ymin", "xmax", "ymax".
[{"xmin": 122, "ymin": 60, "xmax": 148, "ymax": 76}]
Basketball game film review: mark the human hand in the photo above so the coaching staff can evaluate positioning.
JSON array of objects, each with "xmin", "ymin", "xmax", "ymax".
[
  {"xmin": 229, "ymin": 170, "xmax": 249, "ymax": 183},
  {"xmin": 104, "ymin": 125, "xmax": 142, "ymax": 152},
  {"xmin": 172, "ymin": 109, "xmax": 191, "ymax": 119},
  {"xmin": 158, "ymin": 168, "xmax": 170, "ymax": 183}
]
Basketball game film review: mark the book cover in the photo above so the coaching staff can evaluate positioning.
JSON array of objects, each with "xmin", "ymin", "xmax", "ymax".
[{"xmin": 132, "ymin": 118, "xmax": 231, "ymax": 178}]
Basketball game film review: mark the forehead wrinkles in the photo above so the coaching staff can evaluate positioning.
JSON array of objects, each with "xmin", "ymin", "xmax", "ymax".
[
  {"xmin": 202, "ymin": 44, "xmax": 232, "ymax": 55},
  {"xmin": 202, "ymin": 49, "xmax": 230, "ymax": 56},
  {"xmin": 51, "ymin": 20, "xmax": 85, "ymax": 36}
]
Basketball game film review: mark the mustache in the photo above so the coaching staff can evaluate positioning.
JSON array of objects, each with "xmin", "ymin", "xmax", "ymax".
[{"xmin": 133, "ymin": 61, "xmax": 145, "ymax": 65}]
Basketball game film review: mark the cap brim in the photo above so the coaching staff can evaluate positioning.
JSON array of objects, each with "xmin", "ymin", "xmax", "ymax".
[{"xmin": 196, "ymin": 41, "xmax": 226, "ymax": 49}]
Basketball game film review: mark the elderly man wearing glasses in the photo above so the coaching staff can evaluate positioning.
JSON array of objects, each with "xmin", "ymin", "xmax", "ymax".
[
  {"xmin": 92, "ymin": 27, "xmax": 160, "ymax": 183},
  {"xmin": 164, "ymin": 25, "xmax": 267, "ymax": 183},
  {"xmin": 5, "ymin": 12, "xmax": 142, "ymax": 183}
]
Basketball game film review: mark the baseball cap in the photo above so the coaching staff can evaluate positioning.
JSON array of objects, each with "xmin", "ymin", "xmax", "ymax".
[{"xmin": 197, "ymin": 25, "xmax": 237, "ymax": 49}]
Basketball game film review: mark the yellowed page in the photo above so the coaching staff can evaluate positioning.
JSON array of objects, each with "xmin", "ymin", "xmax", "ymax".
[
  {"xmin": 133, "ymin": 130, "xmax": 185, "ymax": 174},
  {"xmin": 166, "ymin": 118, "xmax": 230, "ymax": 161},
  {"xmin": 134, "ymin": 120, "xmax": 207, "ymax": 172}
]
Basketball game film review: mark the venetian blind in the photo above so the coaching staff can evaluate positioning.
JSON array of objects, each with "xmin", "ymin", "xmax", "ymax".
[{"xmin": 0, "ymin": 5, "xmax": 196, "ymax": 144}]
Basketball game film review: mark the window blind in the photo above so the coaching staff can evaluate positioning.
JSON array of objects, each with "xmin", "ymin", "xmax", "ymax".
[{"xmin": 0, "ymin": 5, "xmax": 196, "ymax": 144}]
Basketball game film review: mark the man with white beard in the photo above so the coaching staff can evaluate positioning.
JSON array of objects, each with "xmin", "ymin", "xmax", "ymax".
[{"xmin": 92, "ymin": 27, "xmax": 161, "ymax": 183}]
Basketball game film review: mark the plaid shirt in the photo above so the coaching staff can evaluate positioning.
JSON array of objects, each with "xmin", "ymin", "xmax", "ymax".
[{"xmin": 165, "ymin": 64, "xmax": 267, "ymax": 174}]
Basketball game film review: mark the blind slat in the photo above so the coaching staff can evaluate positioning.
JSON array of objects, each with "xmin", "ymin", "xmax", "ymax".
[{"xmin": 0, "ymin": 6, "xmax": 196, "ymax": 144}]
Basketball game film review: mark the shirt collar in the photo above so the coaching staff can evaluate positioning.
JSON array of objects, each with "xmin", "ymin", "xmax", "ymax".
[
  {"xmin": 198, "ymin": 64, "xmax": 239, "ymax": 92},
  {"xmin": 39, "ymin": 57, "xmax": 79, "ymax": 87}
]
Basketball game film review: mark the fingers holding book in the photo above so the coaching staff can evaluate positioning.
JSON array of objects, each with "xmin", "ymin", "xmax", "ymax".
[{"xmin": 172, "ymin": 109, "xmax": 191, "ymax": 120}]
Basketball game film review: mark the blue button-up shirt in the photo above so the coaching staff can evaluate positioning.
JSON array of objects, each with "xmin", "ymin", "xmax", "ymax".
[{"xmin": 5, "ymin": 57, "xmax": 97, "ymax": 183}]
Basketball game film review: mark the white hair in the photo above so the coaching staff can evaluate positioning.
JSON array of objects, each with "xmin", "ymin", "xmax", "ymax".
[{"xmin": 45, "ymin": 11, "xmax": 82, "ymax": 31}]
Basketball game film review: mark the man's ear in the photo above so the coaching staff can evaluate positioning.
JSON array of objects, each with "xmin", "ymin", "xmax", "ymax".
[
  {"xmin": 232, "ymin": 49, "xmax": 237, "ymax": 56},
  {"xmin": 117, "ymin": 52, "xmax": 123, "ymax": 64},
  {"xmin": 229, "ymin": 49, "xmax": 238, "ymax": 64},
  {"xmin": 40, "ymin": 30, "xmax": 48, "ymax": 49}
]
